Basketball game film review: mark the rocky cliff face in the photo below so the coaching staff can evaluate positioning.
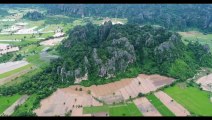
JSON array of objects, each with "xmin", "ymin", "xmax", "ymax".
[{"xmin": 94, "ymin": 37, "xmax": 136, "ymax": 78}]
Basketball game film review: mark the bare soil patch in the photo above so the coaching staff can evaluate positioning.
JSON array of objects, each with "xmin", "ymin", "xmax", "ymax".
[
  {"xmin": 34, "ymin": 86, "xmax": 103, "ymax": 116},
  {"xmin": 196, "ymin": 73, "xmax": 212, "ymax": 92},
  {"xmin": 0, "ymin": 43, "xmax": 19, "ymax": 55},
  {"xmin": 133, "ymin": 97, "xmax": 161, "ymax": 116}
]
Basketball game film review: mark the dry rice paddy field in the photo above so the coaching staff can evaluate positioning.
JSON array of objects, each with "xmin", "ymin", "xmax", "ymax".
[
  {"xmin": 133, "ymin": 97, "xmax": 161, "ymax": 116},
  {"xmin": 34, "ymin": 74, "xmax": 175, "ymax": 116}
]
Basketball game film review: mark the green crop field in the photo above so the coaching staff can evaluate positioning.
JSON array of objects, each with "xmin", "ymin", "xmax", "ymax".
[
  {"xmin": 164, "ymin": 85, "xmax": 212, "ymax": 116},
  {"xmin": 0, "ymin": 94, "xmax": 21, "ymax": 114},
  {"xmin": 12, "ymin": 94, "xmax": 38, "ymax": 116},
  {"xmin": 0, "ymin": 64, "xmax": 33, "ymax": 79},
  {"xmin": 83, "ymin": 105, "xmax": 109, "ymax": 114},
  {"xmin": 109, "ymin": 103, "xmax": 142, "ymax": 116},
  {"xmin": 18, "ymin": 44, "xmax": 44, "ymax": 54},
  {"xmin": 83, "ymin": 102, "xmax": 142, "ymax": 116},
  {"xmin": 146, "ymin": 94, "xmax": 175, "ymax": 116}
]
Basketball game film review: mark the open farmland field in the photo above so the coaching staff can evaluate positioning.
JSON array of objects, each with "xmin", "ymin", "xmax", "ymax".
[
  {"xmin": 133, "ymin": 97, "xmax": 161, "ymax": 116},
  {"xmin": 154, "ymin": 91, "xmax": 190, "ymax": 116},
  {"xmin": 109, "ymin": 103, "xmax": 142, "ymax": 116},
  {"xmin": 18, "ymin": 44, "xmax": 44, "ymax": 55},
  {"xmin": 1, "ymin": 67, "xmax": 41, "ymax": 87},
  {"xmin": 164, "ymin": 85, "xmax": 212, "ymax": 116},
  {"xmin": 34, "ymin": 74, "xmax": 174, "ymax": 116},
  {"xmin": 83, "ymin": 105, "xmax": 109, "ymax": 114},
  {"xmin": 0, "ymin": 60, "xmax": 29, "ymax": 75},
  {"xmin": 146, "ymin": 93, "xmax": 175, "ymax": 116},
  {"xmin": 0, "ymin": 94, "xmax": 21, "ymax": 114},
  {"xmin": 0, "ymin": 32, "xmax": 54, "ymax": 46},
  {"xmin": 83, "ymin": 102, "xmax": 142, "ymax": 116},
  {"xmin": 0, "ymin": 63, "xmax": 32, "ymax": 79},
  {"xmin": 25, "ymin": 20, "xmax": 45, "ymax": 28},
  {"xmin": 12, "ymin": 94, "xmax": 38, "ymax": 116},
  {"xmin": 178, "ymin": 31, "xmax": 212, "ymax": 52}
]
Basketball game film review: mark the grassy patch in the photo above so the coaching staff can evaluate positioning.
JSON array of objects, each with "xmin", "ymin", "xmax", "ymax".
[
  {"xmin": 83, "ymin": 105, "xmax": 109, "ymax": 114},
  {"xmin": 83, "ymin": 102, "xmax": 142, "ymax": 116},
  {"xmin": 178, "ymin": 31, "xmax": 212, "ymax": 53},
  {"xmin": 0, "ymin": 94, "xmax": 21, "ymax": 114},
  {"xmin": 0, "ymin": 64, "xmax": 33, "ymax": 79},
  {"xmin": 164, "ymin": 85, "xmax": 212, "ymax": 116},
  {"xmin": 146, "ymin": 94, "xmax": 175, "ymax": 116},
  {"xmin": 26, "ymin": 54, "xmax": 48, "ymax": 67}
]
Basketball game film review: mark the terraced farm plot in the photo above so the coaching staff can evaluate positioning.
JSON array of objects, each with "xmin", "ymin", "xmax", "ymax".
[
  {"xmin": 83, "ymin": 103, "xmax": 142, "ymax": 116},
  {"xmin": 146, "ymin": 94, "xmax": 175, "ymax": 116},
  {"xmin": 164, "ymin": 85, "xmax": 212, "ymax": 116},
  {"xmin": 0, "ymin": 94, "xmax": 21, "ymax": 114}
]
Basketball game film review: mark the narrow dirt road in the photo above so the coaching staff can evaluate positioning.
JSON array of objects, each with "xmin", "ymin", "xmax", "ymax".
[{"xmin": 2, "ymin": 95, "xmax": 29, "ymax": 116}]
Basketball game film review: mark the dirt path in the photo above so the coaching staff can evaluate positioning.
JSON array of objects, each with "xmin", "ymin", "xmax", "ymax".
[
  {"xmin": 0, "ymin": 66, "xmax": 35, "ymax": 86},
  {"xmin": 2, "ymin": 95, "xmax": 29, "ymax": 116},
  {"xmin": 133, "ymin": 97, "xmax": 161, "ymax": 116},
  {"xmin": 154, "ymin": 91, "xmax": 190, "ymax": 116}
]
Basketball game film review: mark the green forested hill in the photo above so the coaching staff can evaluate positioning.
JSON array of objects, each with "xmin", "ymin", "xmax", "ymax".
[
  {"xmin": 55, "ymin": 22, "xmax": 212, "ymax": 85},
  {"xmin": 23, "ymin": 11, "xmax": 45, "ymax": 21}
]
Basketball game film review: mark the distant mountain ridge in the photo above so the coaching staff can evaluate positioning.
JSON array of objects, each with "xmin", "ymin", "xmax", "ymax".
[{"xmin": 44, "ymin": 4, "xmax": 212, "ymax": 33}]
